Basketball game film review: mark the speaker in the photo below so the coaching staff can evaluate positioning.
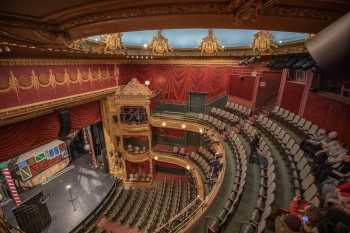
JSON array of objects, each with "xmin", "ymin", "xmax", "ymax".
[
  {"xmin": 306, "ymin": 12, "xmax": 350, "ymax": 78},
  {"xmin": 58, "ymin": 110, "xmax": 71, "ymax": 138},
  {"xmin": 13, "ymin": 192, "xmax": 51, "ymax": 233}
]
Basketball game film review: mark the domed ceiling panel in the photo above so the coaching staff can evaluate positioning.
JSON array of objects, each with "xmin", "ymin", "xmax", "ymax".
[{"xmin": 88, "ymin": 29, "xmax": 307, "ymax": 49}]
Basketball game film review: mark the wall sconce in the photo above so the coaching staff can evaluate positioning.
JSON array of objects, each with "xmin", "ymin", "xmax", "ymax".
[
  {"xmin": 181, "ymin": 124, "xmax": 186, "ymax": 129},
  {"xmin": 161, "ymin": 122, "xmax": 167, "ymax": 127}
]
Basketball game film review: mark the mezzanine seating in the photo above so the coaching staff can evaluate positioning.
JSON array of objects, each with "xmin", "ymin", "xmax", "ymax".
[
  {"xmin": 224, "ymin": 102, "xmax": 253, "ymax": 117},
  {"xmin": 256, "ymin": 114, "xmax": 320, "ymax": 207}
]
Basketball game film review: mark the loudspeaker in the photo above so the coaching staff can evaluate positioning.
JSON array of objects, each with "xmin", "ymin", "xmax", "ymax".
[
  {"xmin": 13, "ymin": 192, "xmax": 51, "ymax": 233},
  {"xmin": 306, "ymin": 12, "xmax": 350, "ymax": 78},
  {"xmin": 58, "ymin": 110, "xmax": 71, "ymax": 138}
]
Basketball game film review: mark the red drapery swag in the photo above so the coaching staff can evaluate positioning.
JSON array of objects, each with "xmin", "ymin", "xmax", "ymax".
[
  {"xmin": 0, "ymin": 113, "xmax": 60, "ymax": 162},
  {"xmin": 69, "ymin": 101, "xmax": 101, "ymax": 131},
  {"xmin": 119, "ymin": 64, "xmax": 232, "ymax": 103},
  {"xmin": 0, "ymin": 101, "xmax": 102, "ymax": 162}
]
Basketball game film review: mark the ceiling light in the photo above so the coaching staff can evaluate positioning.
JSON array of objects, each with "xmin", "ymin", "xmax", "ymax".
[
  {"xmin": 181, "ymin": 124, "xmax": 186, "ymax": 129},
  {"xmin": 154, "ymin": 156, "xmax": 158, "ymax": 160}
]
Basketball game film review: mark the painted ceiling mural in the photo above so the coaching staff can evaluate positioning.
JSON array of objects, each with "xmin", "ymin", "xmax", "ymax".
[{"xmin": 86, "ymin": 29, "xmax": 307, "ymax": 49}]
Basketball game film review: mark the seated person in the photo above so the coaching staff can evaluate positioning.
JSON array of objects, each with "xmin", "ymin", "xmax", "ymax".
[
  {"xmin": 316, "ymin": 155, "xmax": 350, "ymax": 185},
  {"xmin": 275, "ymin": 214, "xmax": 302, "ymax": 233},
  {"xmin": 301, "ymin": 131, "xmax": 337, "ymax": 156},
  {"xmin": 289, "ymin": 194, "xmax": 310, "ymax": 216},
  {"xmin": 318, "ymin": 206, "xmax": 350, "ymax": 233}
]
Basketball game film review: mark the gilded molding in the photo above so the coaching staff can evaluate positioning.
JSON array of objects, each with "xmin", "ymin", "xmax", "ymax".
[{"xmin": 0, "ymin": 87, "xmax": 116, "ymax": 126}]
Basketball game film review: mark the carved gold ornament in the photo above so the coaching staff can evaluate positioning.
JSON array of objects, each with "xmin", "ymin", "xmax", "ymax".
[
  {"xmin": 103, "ymin": 33, "xmax": 124, "ymax": 53},
  {"xmin": 251, "ymin": 30, "xmax": 278, "ymax": 54},
  {"xmin": 199, "ymin": 29, "xmax": 223, "ymax": 55},
  {"xmin": 148, "ymin": 30, "xmax": 172, "ymax": 55}
]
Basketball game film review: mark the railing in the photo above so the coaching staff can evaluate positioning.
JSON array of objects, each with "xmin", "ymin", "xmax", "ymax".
[
  {"xmin": 154, "ymin": 197, "xmax": 202, "ymax": 233},
  {"xmin": 151, "ymin": 112, "xmax": 226, "ymax": 233}
]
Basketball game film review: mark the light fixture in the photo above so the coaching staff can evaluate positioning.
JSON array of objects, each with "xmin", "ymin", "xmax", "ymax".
[
  {"xmin": 181, "ymin": 124, "xmax": 186, "ymax": 129},
  {"xmin": 199, "ymin": 128, "xmax": 203, "ymax": 134},
  {"xmin": 161, "ymin": 122, "xmax": 167, "ymax": 127},
  {"xmin": 186, "ymin": 165, "xmax": 190, "ymax": 170},
  {"xmin": 145, "ymin": 80, "xmax": 150, "ymax": 86},
  {"xmin": 65, "ymin": 184, "xmax": 72, "ymax": 190},
  {"xmin": 279, "ymin": 40, "xmax": 283, "ymax": 44},
  {"xmin": 222, "ymin": 45, "xmax": 225, "ymax": 49},
  {"xmin": 154, "ymin": 156, "xmax": 159, "ymax": 160},
  {"xmin": 143, "ymin": 43, "xmax": 148, "ymax": 48}
]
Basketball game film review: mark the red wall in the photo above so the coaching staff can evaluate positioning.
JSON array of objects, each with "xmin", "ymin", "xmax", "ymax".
[
  {"xmin": 229, "ymin": 75, "xmax": 256, "ymax": 101},
  {"xmin": 0, "ymin": 64, "xmax": 118, "ymax": 109},
  {"xmin": 255, "ymin": 71, "xmax": 282, "ymax": 107},
  {"xmin": 304, "ymin": 92, "xmax": 350, "ymax": 145},
  {"xmin": 0, "ymin": 101, "xmax": 101, "ymax": 162},
  {"xmin": 281, "ymin": 81, "xmax": 305, "ymax": 114}
]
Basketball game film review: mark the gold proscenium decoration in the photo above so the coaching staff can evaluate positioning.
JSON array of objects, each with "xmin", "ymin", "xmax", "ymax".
[
  {"xmin": 148, "ymin": 30, "xmax": 172, "ymax": 55},
  {"xmin": 199, "ymin": 29, "xmax": 223, "ymax": 56},
  {"xmin": 103, "ymin": 33, "xmax": 124, "ymax": 53},
  {"xmin": 67, "ymin": 33, "xmax": 124, "ymax": 54},
  {"xmin": 251, "ymin": 30, "xmax": 278, "ymax": 54}
]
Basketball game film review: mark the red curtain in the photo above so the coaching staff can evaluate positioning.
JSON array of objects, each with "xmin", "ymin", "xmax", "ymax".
[
  {"xmin": 119, "ymin": 64, "xmax": 232, "ymax": 103},
  {"xmin": 281, "ymin": 81, "xmax": 305, "ymax": 114},
  {"xmin": 304, "ymin": 92, "xmax": 350, "ymax": 145},
  {"xmin": 69, "ymin": 101, "xmax": 101, "ymax": 131},
  {"xmin": 0, "ymin": 101, "xmax": 102, "ymax": 162},
  {"xmin": 0, "ymin": 113, "xmax": 60, "ymax": 162}
]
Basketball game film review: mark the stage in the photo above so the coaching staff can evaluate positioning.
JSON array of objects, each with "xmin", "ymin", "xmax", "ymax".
[{"xmin": 2, "ymin": 154, "xmax": 115, "ymax": 233}]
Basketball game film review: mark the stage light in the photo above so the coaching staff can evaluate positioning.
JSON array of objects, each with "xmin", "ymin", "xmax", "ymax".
[
  {"xmin": 161, "ymin": 122, "xmax": 167, "ymax": 126},
  {"xmin": 145, "ymin": 80, "xmax": 150, "ymax": 86},
  {"xmin": 181, "ymin": 124, "xmax": 186, "ymax": 129}
]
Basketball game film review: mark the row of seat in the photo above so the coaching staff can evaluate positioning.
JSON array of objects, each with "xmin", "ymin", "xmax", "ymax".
[
  {"xmin": 225, "ymin": 101, "xmax": 252, "ymax": 117},
  {"xmin": 127, "ymin": 173, "xmax": 152, "ymax": 182},
  {"xmin": 197, "ymin": 113, "xmax": 229, "ymax": 131},
  {"xmin": 144, "ymin": 181, "xmax": 167, "ymax": 233},
  {"xmin": 198, "ymin": 147, "xmax": 216, "ymax": 163},
  {"xmin": 210, "ymin": 107, "xmax": 240, "ymax": 124},
  {"xmin": 271, "ymin": 106, "xmax": 325, "ymax": 137},
  {"xmin": 209, "ymin": 133, "xmax": 249, "ymax": 232},
  {"xmin": 241, "ymin": 123, "xmax": 277, "ymax": 233},
  {"xmin": 256, "ymin": 114, "xmax": 320, "ymax": 206},
  {"xmin": 157, "ymin": 181, "xmax": 175, "ymax": 229},
  {"xmin": 189, "ymin": 152, "xmax": 213, "ymax": 178}
]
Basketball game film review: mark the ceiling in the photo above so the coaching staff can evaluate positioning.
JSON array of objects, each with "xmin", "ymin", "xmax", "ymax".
[
  {"xmin": 88, "ymin": 29, "xmax": 307, "ymax": 49},
  {"xmin": 0, "ymin": 0, "xmax": 349, "ymax": 58}
]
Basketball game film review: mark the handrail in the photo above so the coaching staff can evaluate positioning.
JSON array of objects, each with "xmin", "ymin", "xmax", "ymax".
[{"xmin": 154, "ymin": 197, "xmax": 202, "ymax": 233}]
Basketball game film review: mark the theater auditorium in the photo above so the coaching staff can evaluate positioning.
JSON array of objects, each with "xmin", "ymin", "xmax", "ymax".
[{"xmin": 0, "ymin": 1, "xmax": 350, "ymax": 233}]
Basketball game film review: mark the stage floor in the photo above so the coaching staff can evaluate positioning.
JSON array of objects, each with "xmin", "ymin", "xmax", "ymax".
[{"xmin": 2, "ymin": 154, "xmax": 115, "ymax": 233}]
